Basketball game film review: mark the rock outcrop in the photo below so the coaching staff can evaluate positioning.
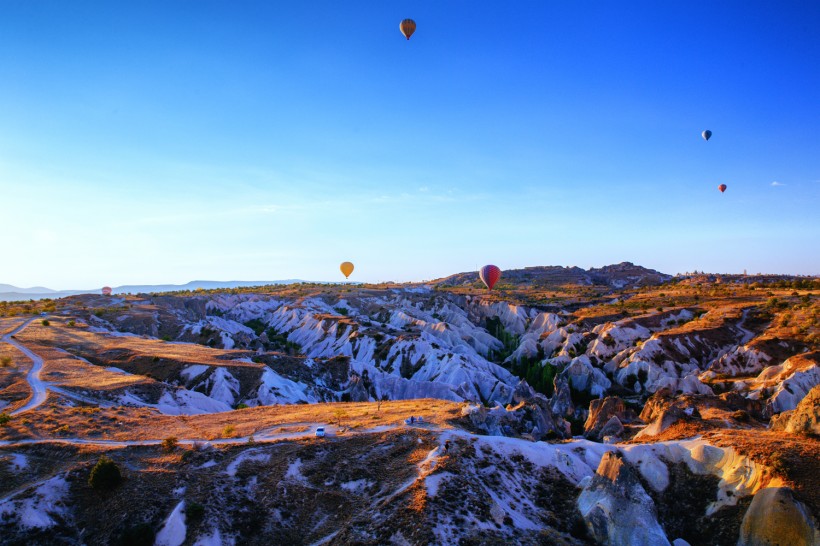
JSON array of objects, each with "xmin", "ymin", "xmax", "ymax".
[
  {"xmin": 738, "ymin": 487, "xmax": 820, "ymax": 546},
  {"xmin": 634, "ymin": 389, "xmax": 700, "ymax": 439},
  {"xmin": 770, "ymin": 384, "xmax": 820, "ymax": 435},
  {"xmin": 747, "ymin": 352, "xmax": 820, "ymax": 415},
  {"xmin": 558, "ymin": 355, "xmax": 612, "ymax": 397},
  {"xmin": 577, "ymin": 451, "xmax": 670, "ymax": 546},
  {"xmin": 462, "ymin": 382, "xmax": 570, "ymax": 440},
  {"xmin": 583, "ymin": 396, "xmax": 639, "ymax": 442}
]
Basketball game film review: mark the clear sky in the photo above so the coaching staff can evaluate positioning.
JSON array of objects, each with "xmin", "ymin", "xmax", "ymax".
[{"xmin": 1, "ymin": 1, "xmax": 818, "ymax": 289}]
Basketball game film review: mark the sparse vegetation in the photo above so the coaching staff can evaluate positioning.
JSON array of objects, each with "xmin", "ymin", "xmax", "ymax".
[
  {"xmin": 333, "ymin": 408, "xmax": 348, "ymax": 427},
  {"xmin": 222, "ymin": 424, "xmax": 236, "ymax": 438},
  {"xmin": 0, "ymin": 413, "xmax": 11, "ymax": 426},
  {"xmin": 0, "ymin": 355, "xmax": 12, "ymax": 367},
  {"xmin": 162, "ymin": 436, "xmax": 179, "ymax": 453}
]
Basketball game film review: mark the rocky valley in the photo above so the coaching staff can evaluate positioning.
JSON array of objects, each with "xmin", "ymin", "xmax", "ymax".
[{"xmin": 0, "ymin": 266, "xmax": 818, "ymax": 545}]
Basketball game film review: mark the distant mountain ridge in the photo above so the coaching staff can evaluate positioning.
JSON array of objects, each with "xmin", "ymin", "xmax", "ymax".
[
  {"xmin": 0, "ymin": 284, "xmax": 58, "ymax": 294},
  {"xmin": 0, "ymin": 280, "xmax": 306, "ymax": 302},
  {"xmin": 433, "ymin": 262, "xmax": 673, "ymax": 288}
]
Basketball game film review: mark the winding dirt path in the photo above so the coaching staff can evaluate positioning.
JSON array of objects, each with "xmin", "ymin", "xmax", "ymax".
[
  {"xmin": 736, "ymin": 308, "xmax": 755, "ymax": 344},
  {"xmin": 2, "ymin": 318, "xmax": 48, "ymax": 415}
]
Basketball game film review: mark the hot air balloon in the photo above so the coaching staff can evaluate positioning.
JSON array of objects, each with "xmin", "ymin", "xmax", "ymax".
[
  {"xmin": 718, "ymin": 184, "xmax": 727, "ymax": 193},
  {"xmin": 340, "ymin": 262, "xmax": 354, "ymax": 279},
  {"xmin": 400, "ymin": 19, "xmax": 416, "ymax": 40},
  {"xmin": 702, "ymin": 130, "xmax": 712, "ymax": 141},
  {"xmin": 102, "ymin": 286, "xmax": 112, "ymax": 296},
  {"xmin": 479, "ymin": 265, "xmax": 501, "ymax": 290}
]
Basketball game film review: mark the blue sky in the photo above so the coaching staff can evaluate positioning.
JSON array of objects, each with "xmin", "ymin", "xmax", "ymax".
[{"xmin": 1, "ymin": 1, "xmax": 818, "ymax": 288}]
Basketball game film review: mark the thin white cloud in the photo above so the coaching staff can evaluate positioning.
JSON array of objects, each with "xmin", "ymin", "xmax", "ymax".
[{"xmin": 771, "ymin": 181, "xmax": 785, "ymax": 186}]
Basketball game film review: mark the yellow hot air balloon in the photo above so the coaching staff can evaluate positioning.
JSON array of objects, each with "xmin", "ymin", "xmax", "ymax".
[
  {"xmin": 340, "ymin": 262, "xmax": 354, "ymax": 279},
  {"xmin": 400, "ymin": 19, "xmax": 416, "ymax": 40}
]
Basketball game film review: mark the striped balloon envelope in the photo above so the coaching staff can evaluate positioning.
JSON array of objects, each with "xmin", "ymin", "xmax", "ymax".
[
  {"xmin": 400, "ymin": 19, "xmax": 416, "ymax": 40},
  {"xmin": 479, "ymin": 265, "xmax": 502, "ymax": 290},
  {"xmin": 101, "ymin": 286, "xmax": 113, "ymax": 296}
]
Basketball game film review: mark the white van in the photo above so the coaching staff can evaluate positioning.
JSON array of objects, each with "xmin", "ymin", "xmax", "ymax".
[{"xmin": 315, "ymin": 427, "xmax": 325, "ymax": 438}]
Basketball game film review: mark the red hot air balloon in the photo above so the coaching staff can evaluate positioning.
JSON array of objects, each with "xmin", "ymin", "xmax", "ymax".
[
  {"xmin": 718, "ymin": 184, "xmax": 727, "ymax": 193},
  {"xmin": 102, "ymin": 286, "xmax": 113, "ymax": 296},
  {"xmin": 479, "ymin": 265, "xmax": 502, "ymax": 290}
]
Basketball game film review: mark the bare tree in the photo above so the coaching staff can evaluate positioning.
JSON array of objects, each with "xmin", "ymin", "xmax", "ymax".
[{"xmin": 333, "ymin": 408, "xmax": 348, "ymax": 427}]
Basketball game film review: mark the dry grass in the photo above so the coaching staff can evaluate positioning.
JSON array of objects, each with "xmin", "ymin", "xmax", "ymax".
[
  {"xmin": 0, "ymin": 398, "xmax": 464, "ymax": 443},
  {"xmin": 34, "ymin": 340, "xmax": 151, "ymax": 392},
  {"xmin": 0, "ymin": 317, "xmax": 31, "ymax": 336},
  {"xmin": 17, "ymin": 319, "xmax": 262, "ymax": 370},
  {"xmin": 0, "ymin": 340, "xmax": 33, "ymax": 413}
]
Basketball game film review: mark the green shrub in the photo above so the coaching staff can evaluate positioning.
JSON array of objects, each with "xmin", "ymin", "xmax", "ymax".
[
  {"xmin": 67, "ymin": 320, "xmax": 76, "ymax": 327},
  {"xmin": 0, "ymin": 355, "xmax": 12, "ymax": 367},
  {"xmin": 88, "ymin": 455, "xmax": 122, "ymax": 491},
  {"xmin": 244, "ymin": 319, "xmax": 267, "ymax": 336},
  {"xmin": 41, "ymin": 319, "xmax": 50, "ymax": 326},
  {"xmin": 0, "ymin": 413, "xmax": 10, "ymax": 426}
]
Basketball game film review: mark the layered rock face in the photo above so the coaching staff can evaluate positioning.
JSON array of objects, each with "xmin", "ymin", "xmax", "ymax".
[{"xmin": 577, "ymin": 451, "xmax": 671, "ymax": 546}]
